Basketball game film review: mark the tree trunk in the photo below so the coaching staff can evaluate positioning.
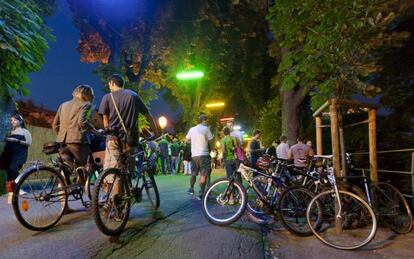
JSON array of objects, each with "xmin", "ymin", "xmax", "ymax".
[
  {"xmin": 281, "ymin": 89, "xmax": 300, "ymax": 145},
  {"xmin": 0, "ymin": 88, "xmax": 15, "ymax": 153}
]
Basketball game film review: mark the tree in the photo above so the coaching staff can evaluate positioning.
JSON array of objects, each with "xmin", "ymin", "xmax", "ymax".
[
  {"xmin": 267, "ymin": 0, "xmax": 413, "ymax": 144},
  {"xmin": 0, "ymin": 0, "xmax": 56, "ymax": 151},
  {"xmin": 0, "ymin": 0, "xmax": 55, "ymax": 96},
  {"xmin": 69, "ymin": 0, "xmax": 274, "ymax": 131}
]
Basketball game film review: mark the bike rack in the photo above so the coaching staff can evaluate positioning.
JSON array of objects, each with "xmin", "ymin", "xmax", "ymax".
[{"xmin": 350, "ymin": 149, "xmax": 414, "ymax": 208}]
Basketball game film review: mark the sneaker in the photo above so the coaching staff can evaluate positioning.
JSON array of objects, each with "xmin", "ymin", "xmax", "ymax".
[
  {"xmin": 187, "ymin": 188, "xmax": 194, "ymax": 195},
  {"xmin": 196, "ymin": 195, "xmax": 202, "ymax": 200}
]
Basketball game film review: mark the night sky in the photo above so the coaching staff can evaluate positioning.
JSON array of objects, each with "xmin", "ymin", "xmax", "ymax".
[{"xmin": 26, "ymin": 0, "xmax": 177, "ymax": 124}]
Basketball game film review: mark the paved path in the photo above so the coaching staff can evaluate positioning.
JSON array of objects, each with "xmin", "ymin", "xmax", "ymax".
[
  {"xmin": 264, "ymin": 216, "xmax": 414, "ymax": 259},
  {"xmin": 0, "ymin": 170, "xmax": 264, "ymax": 259}
]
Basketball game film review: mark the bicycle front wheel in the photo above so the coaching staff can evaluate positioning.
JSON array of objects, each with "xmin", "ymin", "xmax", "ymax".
[
  {"xmin": 307, "ymin": 190, "xmax": 377, "ymax": 250},
  {"xmin": 86, "ymin": 165, "xmax": 102, "ymax": 201},
  {"xmin": 12, "ymin": 166, "xmax": 67, "ymax": 231},
  {"xmin": 373, "ymin": 182, "xmax": 413, "ymax": 234},
  {"xmin": 92, "ymin": 168, "xmax": 131, "ymax": 236},
  {"xmin": 202, "ymin": 177, "xmax": 247, "ymax": 225},
  {"xmin": 142, "ymin": 173, "xmax": 160, "ymax": 209}
]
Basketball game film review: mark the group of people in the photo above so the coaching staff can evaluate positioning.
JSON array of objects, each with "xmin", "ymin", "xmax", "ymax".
[
  {"xmin": 153, "ymin": 137, "xmax": 192, "ymax": 175},
  {"xmin": 257, "ymin": 133, "xmax": 315, "ymax": 168}
]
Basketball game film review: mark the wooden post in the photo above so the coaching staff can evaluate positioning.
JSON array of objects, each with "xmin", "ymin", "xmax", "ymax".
[
  {"xmin": 368, "ymin": 109, "xmax": 378, "ymax": 182},
  {"xmin": 315, "ymin": 116, "xmax": 323, "ymax": 156},
  {"xmin": 330, "ymin": 100, "xmax": 341, "ymax": 177},
  {"xmin": 338, "ymin": 112, "xmax": 347, "ymax": 176}
]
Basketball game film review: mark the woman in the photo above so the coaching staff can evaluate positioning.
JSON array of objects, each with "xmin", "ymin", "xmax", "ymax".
[
  {"xmin": 53, "ymin": 85, "xmax": 96, "ymax": 175},
  {"xmin": 2, "ymin": 114, "xmax": 32, "ymax": 203}
]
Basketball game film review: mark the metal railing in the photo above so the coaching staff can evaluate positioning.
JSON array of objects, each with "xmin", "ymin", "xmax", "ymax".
[{"xmin": 350, "ymin": 148, "xmax": 414, "ymax": 207}]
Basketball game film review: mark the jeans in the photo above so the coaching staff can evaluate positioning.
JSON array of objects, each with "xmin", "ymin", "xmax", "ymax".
[
  {"xmin": 224, "ymin": 159, "xmax": 236, "ymax": 179},
  {"xmin": 160, "ymin": 155, "xmax": 171, "ymax": 174},
  {"xmin": 171, "ymin": 156, "xmax": 179, "ymax": 174}
]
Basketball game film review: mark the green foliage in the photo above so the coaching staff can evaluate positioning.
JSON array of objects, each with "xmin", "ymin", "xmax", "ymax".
[
  {"xmin": 70, "ymin": 0, "xmax": 274, "ymax": 130},
  {"xmin": 267, "ymin": 0, "xmax": 412, "ymax": 109},
  {"xmin": 257, "ymin": 98, "xmax": 282, "ymax": 146},
  {"xmin": 0, "ymin": 0, "xmax": 55, "ymax": 96}
]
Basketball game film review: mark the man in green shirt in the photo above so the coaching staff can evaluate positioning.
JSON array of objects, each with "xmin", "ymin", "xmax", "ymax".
[{"xmin": 221, "ymin": 127, "xmax": 237, "ymax": 179}]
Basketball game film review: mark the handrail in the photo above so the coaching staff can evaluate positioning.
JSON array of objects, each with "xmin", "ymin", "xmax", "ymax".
[{"xmin": 349, "ymin": 149, "xmax": 414, "ymax": 207}]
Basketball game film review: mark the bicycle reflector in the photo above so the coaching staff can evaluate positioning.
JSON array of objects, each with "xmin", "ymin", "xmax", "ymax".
[{"xmin": 21, "ymin": 200, "xmax": 29, "ymax": 212}]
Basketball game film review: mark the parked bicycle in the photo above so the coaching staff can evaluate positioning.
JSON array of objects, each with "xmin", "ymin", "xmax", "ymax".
[
  {"xmin": 306, "ymin": 156, "xmax": 378, "ymax": 250},
  {"xmin": 202, "ymin": 162, "xmax": 321, "ymax": 236},
  {"xmin": 92, "ymin": 130, "xmax": 162, "ymax": 236},
  {"xmin": 12, "ymin": 141, "xmax": 103, "ymax": 231}
]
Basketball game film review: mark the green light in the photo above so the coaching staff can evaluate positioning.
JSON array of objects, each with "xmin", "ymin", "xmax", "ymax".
[{"xmin": 176, "ymin": 71, "xmax": 204, "ymax": 80}]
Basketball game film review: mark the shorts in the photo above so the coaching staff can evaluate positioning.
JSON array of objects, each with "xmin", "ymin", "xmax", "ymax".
[
  {"xmin": 104, "ymin": 139, "xmax": 122, "ymax": 170},
  {"xmin": 191, "ymin": 156, "xmax": 211, "ymax": 177}
]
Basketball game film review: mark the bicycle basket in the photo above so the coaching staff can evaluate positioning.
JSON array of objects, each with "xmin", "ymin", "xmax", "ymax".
[{"xmin": 42, "ymin": 141, "xmax": 60, "ymax": 155}]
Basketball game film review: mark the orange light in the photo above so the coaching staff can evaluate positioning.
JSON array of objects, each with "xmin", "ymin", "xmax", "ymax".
[
  {"xmin": 22, "ymin": 200, "xmax": 29, "ymax": 212},
  {"xmin": 219, "ymin": 117, "xmax": 234, "ymax": 122}
]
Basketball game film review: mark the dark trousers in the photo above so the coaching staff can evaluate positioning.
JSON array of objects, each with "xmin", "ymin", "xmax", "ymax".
[{"xmin": 59, "ymin": 143, "xmax": 90, "ymax": 168}]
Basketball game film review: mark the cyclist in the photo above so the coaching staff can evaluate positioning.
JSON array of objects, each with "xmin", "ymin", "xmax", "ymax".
[
  {"xmin": 53, "ymin": 85, "xmax": 97, "ymax": 179},
  {"xmin": 98, "ymin": 74, "xmax": 157, "ymax": 170}
]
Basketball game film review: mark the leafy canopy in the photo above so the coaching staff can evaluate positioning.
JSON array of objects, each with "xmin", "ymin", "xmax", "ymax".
[
  {"xmin": 0, "ymin": 0, "xmax": 55, "ymax": 96},
  {"xmin": 267, "ymin": 0, "xmax": 412, "ymax": 109}
]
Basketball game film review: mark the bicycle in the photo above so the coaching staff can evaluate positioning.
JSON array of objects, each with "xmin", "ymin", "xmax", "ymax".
[
  {"xmin": 306, "ymin": 156, "xmax": 378, "ymax": 250},
  {"xmin": 202, "ymin": 162, "xmax": 321, "ymax": 236},
  {"xmin": 12, "ymin": 141, "xmax": 103, "ymax": 231},
  {"xmin": 92, "ymin": 130, "xmax": 162, "ymax": 236}
]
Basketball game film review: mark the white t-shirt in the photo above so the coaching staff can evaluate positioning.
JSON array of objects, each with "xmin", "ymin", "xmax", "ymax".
[
  {"xmin": 276, "ymin": 142, "xmax": 289, "ymax": 159},
  {"xmin": 186, "ymin": 124, "xmax": 213, "ymax": 157}
]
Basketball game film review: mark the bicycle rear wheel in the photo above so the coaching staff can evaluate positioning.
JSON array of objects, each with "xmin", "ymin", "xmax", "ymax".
[
  {"xmin": 307, "ymin": 190, "xmax": 377, "ymax": 250},
  {"xmin": 202, "ymin": 177, "xmax": 246, "ymax": 225},
  {"xmin": 92, "ymin": 168, "xmax": 131, "ymax": 236},
  {"xmin": 142, "ymin": 173, "xmax": 160, "ymax": 209},
  {"xmin": 373, "ymin": 182, "xmax": 413, "ymax": 234},
  {"xmin": 277, "ymin": 186, "xmax": 320, "ymax": 236},
  {"xmin": 12, "ymin": 166, "xmax": 67, "ymax": 231}
]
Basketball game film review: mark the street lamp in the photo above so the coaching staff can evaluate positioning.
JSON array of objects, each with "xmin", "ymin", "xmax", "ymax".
[
  {"xmin": 176, "ymin": 70, "xmax": 204, "ymax": 80},
  {"xmin": 158, "ymin": 116, "xmax": 167, "ymax": 134},
  {"xmin": 233, "ymin": 125, "xmax": 241, "ymax": 131},
  {"xmin": 205, "ymin": 102, "xmax": 225, "ymax": 108}
]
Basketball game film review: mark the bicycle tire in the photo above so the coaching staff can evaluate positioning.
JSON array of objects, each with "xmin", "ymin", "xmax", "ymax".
[
  {"xmin": 202, "ymin": 177, "xmax": 247, "ymax": 226},
  {"xmin": 143, "ymin": 173, "xmax": 160, "ymax": 209},
  {"xmin": 12, "ymin": 166, "xmax": 67, "ymax": 231},
  {"xmin": 92, "ymin": 168, "xmax": 131, "ymax": 236},
  {"xmin": 373, "ymin": 182, "xmax": 413, "ymax": 234},
  {"xmin": 86, "ymin": 165, "xmax": 103, "ymax": 201},
  {"xmin": 277, "ymin": 186, "xmax": 321, "ymax": 236},
  {"xmin": 306, "ymin": 190, "xmax": 377, "ymax": 250}
]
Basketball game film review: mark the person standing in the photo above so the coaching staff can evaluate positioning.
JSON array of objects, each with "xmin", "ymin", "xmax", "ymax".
[
  {"xmin": 170, "ymin": 138, "xmax": 181, "ymax": 174},
  {"xmin": 276, "ymin": 135, "xmax": 289, "ymax": 160},
  {"xmin": 182, "ymin": 142, "xmax": 192, "ymax": 175},
  {"xmin": 288, "ymin": 136, "xmax": 314, "ymax": 167},
  {"xmin": 98, "ymin": 74, "xmax": 156, "ymax": 170},
  {"xmin": 266, "ymin": 139, "xmax": 280, "ymax": 158},
  {"xmin": 221, "ymin": 127, "xmax": 237, "ymax": 179},
  {"xmin": 158, "ymin": 137, "xmax": 171, "ymax": 175},
  {"xmin": 186, "ymin": 115, "xmax": 213, "ymax": 199},
  {"xmin": 249, "ymin": 130, "xmax": 264, "ymax": 170},
  {"xmin": 1, "ymin": 114, "xmax": 31, "ymax": 204}
]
